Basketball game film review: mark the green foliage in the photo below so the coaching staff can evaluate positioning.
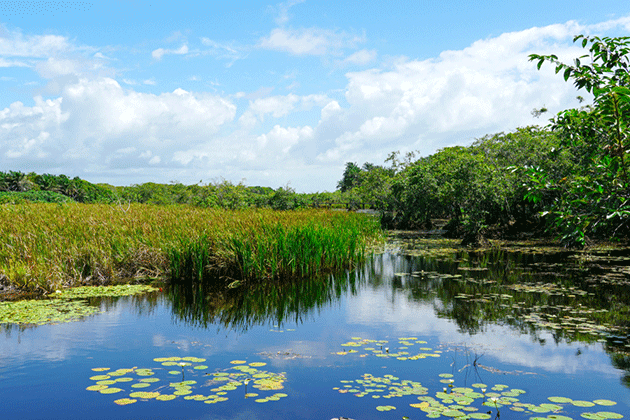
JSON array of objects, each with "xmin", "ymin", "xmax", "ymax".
[
  {"xmin": 336, "ymin": 161, "xmax": 397, "ymax": 212},
  {"xmin": 391, "ymin": 127, "xmax": 560, "ymax": 237},
  {"xmin": 337, "ymin": 162, "xmax": 363, "ymax": 192},
  {"xmin": 0, "ymin": 205, "xmax": 381, "ymax": 292},
  {"xmin": 529, "ymin": 35, "xmax": 630, "ymax": 246},
  {"xmin": 0, "ymin": 190, "xmax": 73, "ymax": 204},
  {"xmin": 0, "ymin": 171, "xmax": 357, "ymax": 211}
]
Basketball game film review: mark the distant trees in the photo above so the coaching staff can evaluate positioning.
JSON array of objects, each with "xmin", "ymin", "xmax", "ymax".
[{"xmin": 0, "ymin": 171, "xmax": 350, "ymax": 210}]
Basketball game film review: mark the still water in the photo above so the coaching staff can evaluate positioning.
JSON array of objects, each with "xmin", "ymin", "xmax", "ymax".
[{"xmin": 1, "ymin": 243, "xmax": 630, "ymax": 420}]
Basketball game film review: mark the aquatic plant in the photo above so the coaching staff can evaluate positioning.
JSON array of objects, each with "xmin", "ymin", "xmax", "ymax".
[
  {"xmin": 86, "ymin": 357, "xmax": 288, "ymax": 406},
  {"xmin": 333, "ymin": 336, "xmax": 442, "ymax": 360},
  {"xmin": 333, "ymin": 336, "xmax": 625, "ymax": 419},
  {"xmin": 0, "ymin": 284, "xmax": 157, "ymax": 325},
  {"xmin": 0, "ymin": 204, "xmax": 381, "ymax": 292}
]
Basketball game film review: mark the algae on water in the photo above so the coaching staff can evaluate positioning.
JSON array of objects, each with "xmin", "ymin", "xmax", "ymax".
[{"xmin": 0, "ymin": 284, "xmax": 158, "ymax": 325}]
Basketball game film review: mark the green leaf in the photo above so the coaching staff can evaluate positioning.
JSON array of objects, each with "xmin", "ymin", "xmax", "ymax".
[{"xmin": 564, "ymin": 68, "xmax": 572, "ymax": 81}]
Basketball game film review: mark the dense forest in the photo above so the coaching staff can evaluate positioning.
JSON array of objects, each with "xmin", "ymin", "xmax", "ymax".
[{"xmin": 2, "ymin": 35, "xmax": 629, "ymax": 248}]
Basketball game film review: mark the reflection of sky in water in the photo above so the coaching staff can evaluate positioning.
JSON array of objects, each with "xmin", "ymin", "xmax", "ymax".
[
  {"xmin": 1, "ymin": 251, "xmax": 630, "ymax": 419},
  {"xmin": 345, "ymin": 288, "xmax": 617, "ymax": 375}
]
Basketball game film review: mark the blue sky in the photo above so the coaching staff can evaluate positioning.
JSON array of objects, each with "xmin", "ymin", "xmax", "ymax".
[{"xmin": 1, "ymin": 0, "xmax": 629, "ymax": 191}]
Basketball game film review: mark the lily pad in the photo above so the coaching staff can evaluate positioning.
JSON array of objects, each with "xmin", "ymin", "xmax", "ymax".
[
  {"xmin": 113, "ymin": 398, "xmax": 137, "ymax": 405},
  {"xmin": 442, "ymin": 409, "xmax": 466, "ymax": 417},
  {"xmin": 595, "ymin": 413, "xmax": 623, "ymax": 420},
  {"xmin": 549, "ymin": 396, "xmax": 573, "ymax": 403},
  {"xmin": 99, "ymin": 387, "xmax": 123, "ymax": 394},
  {"xmin": 593, "ymin": 400, "xmax": 617, "ymax": 406},
  {"xmin": 129, "ymin": 391, "xmax": 160, "ymax": 399},
  {"xmin": 573, "ymin": 401, "xmax": 596, "ymax": 407}
]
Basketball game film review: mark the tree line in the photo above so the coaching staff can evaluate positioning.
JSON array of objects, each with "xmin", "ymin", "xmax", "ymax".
[{"xmin": 0, "ymin": 171, "xmax": 355, "ymax": 210}]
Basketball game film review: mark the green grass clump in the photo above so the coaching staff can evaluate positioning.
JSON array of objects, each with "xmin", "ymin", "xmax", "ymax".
[{"xmin": 0, "ymin": 204, "xmax": 381, "ymax": 292}]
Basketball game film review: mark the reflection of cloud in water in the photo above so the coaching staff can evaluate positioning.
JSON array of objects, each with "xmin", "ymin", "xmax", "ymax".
[
  {"xmin": 345, "ymin": 287, "xmax": 618, "ymax": 376},
  {"xmin": 0, "ymin": 303, "xmax": 127, "ymax": 366},
  {"xmin": 260, "ymin": 340, "xmax": 329, "ymax": 369}
]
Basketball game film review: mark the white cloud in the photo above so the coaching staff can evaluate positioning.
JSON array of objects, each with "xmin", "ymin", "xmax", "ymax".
[
  {"xmin": 151, "ymin": 44, "xmax": 188, "ymax": 60},
  {"xmin": 273, "ymin": 0, "xmax": 305, "ymax": 26},
  {"xmin": 35, "ymin": 57, "xmax": 80, "ymax": 78},
  {"xmin": 256, "ymin": 124, "xmax": 313, "ymax": 155},
  {"xmin": 1, "ymin": 77, "xmax": 236, "ymax": 172},
  {"xmin": 0, "ymin": 57, "xmax": 28, "ymax": 67},
  {"xmin": 259, "ymin": 27, "xmax": 365, "ymax": 56},
  {"xmin": 0, "ymin": 31, "xmax": 71, "ymax": 58},
  {"xmin": 239, "ymin": 93, "xmax": 329, "ymax": 125},
  {"xmin": 343, "ymin": 49, "xmax": 377, "ymax": 65},
  {"xmin": 312, "ymin": 21, "xmax": 596, "ymax": 167}
]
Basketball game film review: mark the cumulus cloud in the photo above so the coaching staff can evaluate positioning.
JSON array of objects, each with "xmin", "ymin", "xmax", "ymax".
[
  {"xmin": 1, "ymin": 78, "xmax": 236, "ymax": 173},
  {"xmin": 312, "ymin": 21, "xmax": 595, "ymax": 166},
  {"xmin": 238, "ymin": 93, "xmax": 329, "ymax": 126}
]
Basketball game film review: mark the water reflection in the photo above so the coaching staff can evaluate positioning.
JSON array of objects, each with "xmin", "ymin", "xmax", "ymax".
[
  {"xmin": 166, "ymin": 242, "xmax": 630, "ymax": 385},
  {"xmin": 167, "ymin": 271, "xmax": 362, "ymax": 331}
]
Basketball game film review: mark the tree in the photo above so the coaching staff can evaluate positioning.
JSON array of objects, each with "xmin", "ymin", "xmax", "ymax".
[
  {"xmin": 528, "ymin": 35, "xmax": 630, "ymax": 246},
  {"xmin": 337, "ymin": 162, "xmax": 362, "ymax": 192}
]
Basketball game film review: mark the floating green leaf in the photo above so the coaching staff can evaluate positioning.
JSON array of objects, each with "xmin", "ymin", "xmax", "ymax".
[
  {"xmin": 99, "ymin": 387, "xmax": 123, "ymax": 394},
  {"xmin": 595, "ymin": 413, "xmax": 624, "ymax": 420},
  {"xmin": 593, "ymin": 400, "xmax": 617, "ymax": 406},
  {"xmin": 113, "ymin": 398, "xmax": 137, "ymax": 406},
  {"xmin": 549, "ymin": 396, "xmax": 573, "ymax": 403},
  {"xmin": 129, "ymin": 391, "xmax": 160, "ymax": 399},
  {"xmin": 573, "ymin": 401, "xmax": 596, "ymax": 407}
]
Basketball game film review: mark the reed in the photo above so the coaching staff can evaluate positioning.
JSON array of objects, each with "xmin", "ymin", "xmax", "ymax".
[{"xmin": 0, "ymin": 204, "xmax": 381, "ymax": 292}]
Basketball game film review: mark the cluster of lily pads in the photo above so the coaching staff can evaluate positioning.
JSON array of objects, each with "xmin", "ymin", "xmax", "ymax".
[
  {"xmin": 0, "ymin": 284, "xmax": 158, "ymax": 325},
  {"xmin": 334, "ymin": 371, "xmax": 623, "ymax": 419},
  {"xmin": 87, "ymin": 356, "xmax": 288, "ymax": 406},
  {"xmin": 334, "ymin": 336, "xmax": 442, "ymax": 360},
  {"xmin": 331, "ymin": 336, "xmax": 624, "ymax": 419}
]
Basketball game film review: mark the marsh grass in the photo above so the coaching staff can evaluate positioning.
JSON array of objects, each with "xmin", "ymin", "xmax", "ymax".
[{"xmin": 0, "ymin": 204, "xmax": 381, "ymax": 293}]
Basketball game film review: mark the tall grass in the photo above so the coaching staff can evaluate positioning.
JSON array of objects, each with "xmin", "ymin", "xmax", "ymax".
[{"xmin": 0, "ymin": 204, "xmax": 381, "ymax": 292}]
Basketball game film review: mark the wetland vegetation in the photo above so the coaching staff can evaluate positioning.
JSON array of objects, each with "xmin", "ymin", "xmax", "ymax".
[
  {"xmin": 0, "ymin": 205, "xmax": 380, "ymax": 294},
  {"xmin": 1, "ymin": 34, "xmax": 630, "ymax": 420}
]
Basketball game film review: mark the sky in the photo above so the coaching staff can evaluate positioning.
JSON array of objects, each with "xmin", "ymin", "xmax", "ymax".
[{"xmin": 1, "ymin": 1, "xmax": 630, "ymax": 192}]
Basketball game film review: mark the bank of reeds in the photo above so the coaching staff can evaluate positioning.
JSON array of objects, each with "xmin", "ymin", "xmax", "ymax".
[{"xmin": 0, "ymin": 204, "xmax": 381, "ymax": 293}]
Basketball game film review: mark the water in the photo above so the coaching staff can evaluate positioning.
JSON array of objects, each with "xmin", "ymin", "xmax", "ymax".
[{"xmin": 1, "ymin": 244, "xmax": 630, "ymax": 420}]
